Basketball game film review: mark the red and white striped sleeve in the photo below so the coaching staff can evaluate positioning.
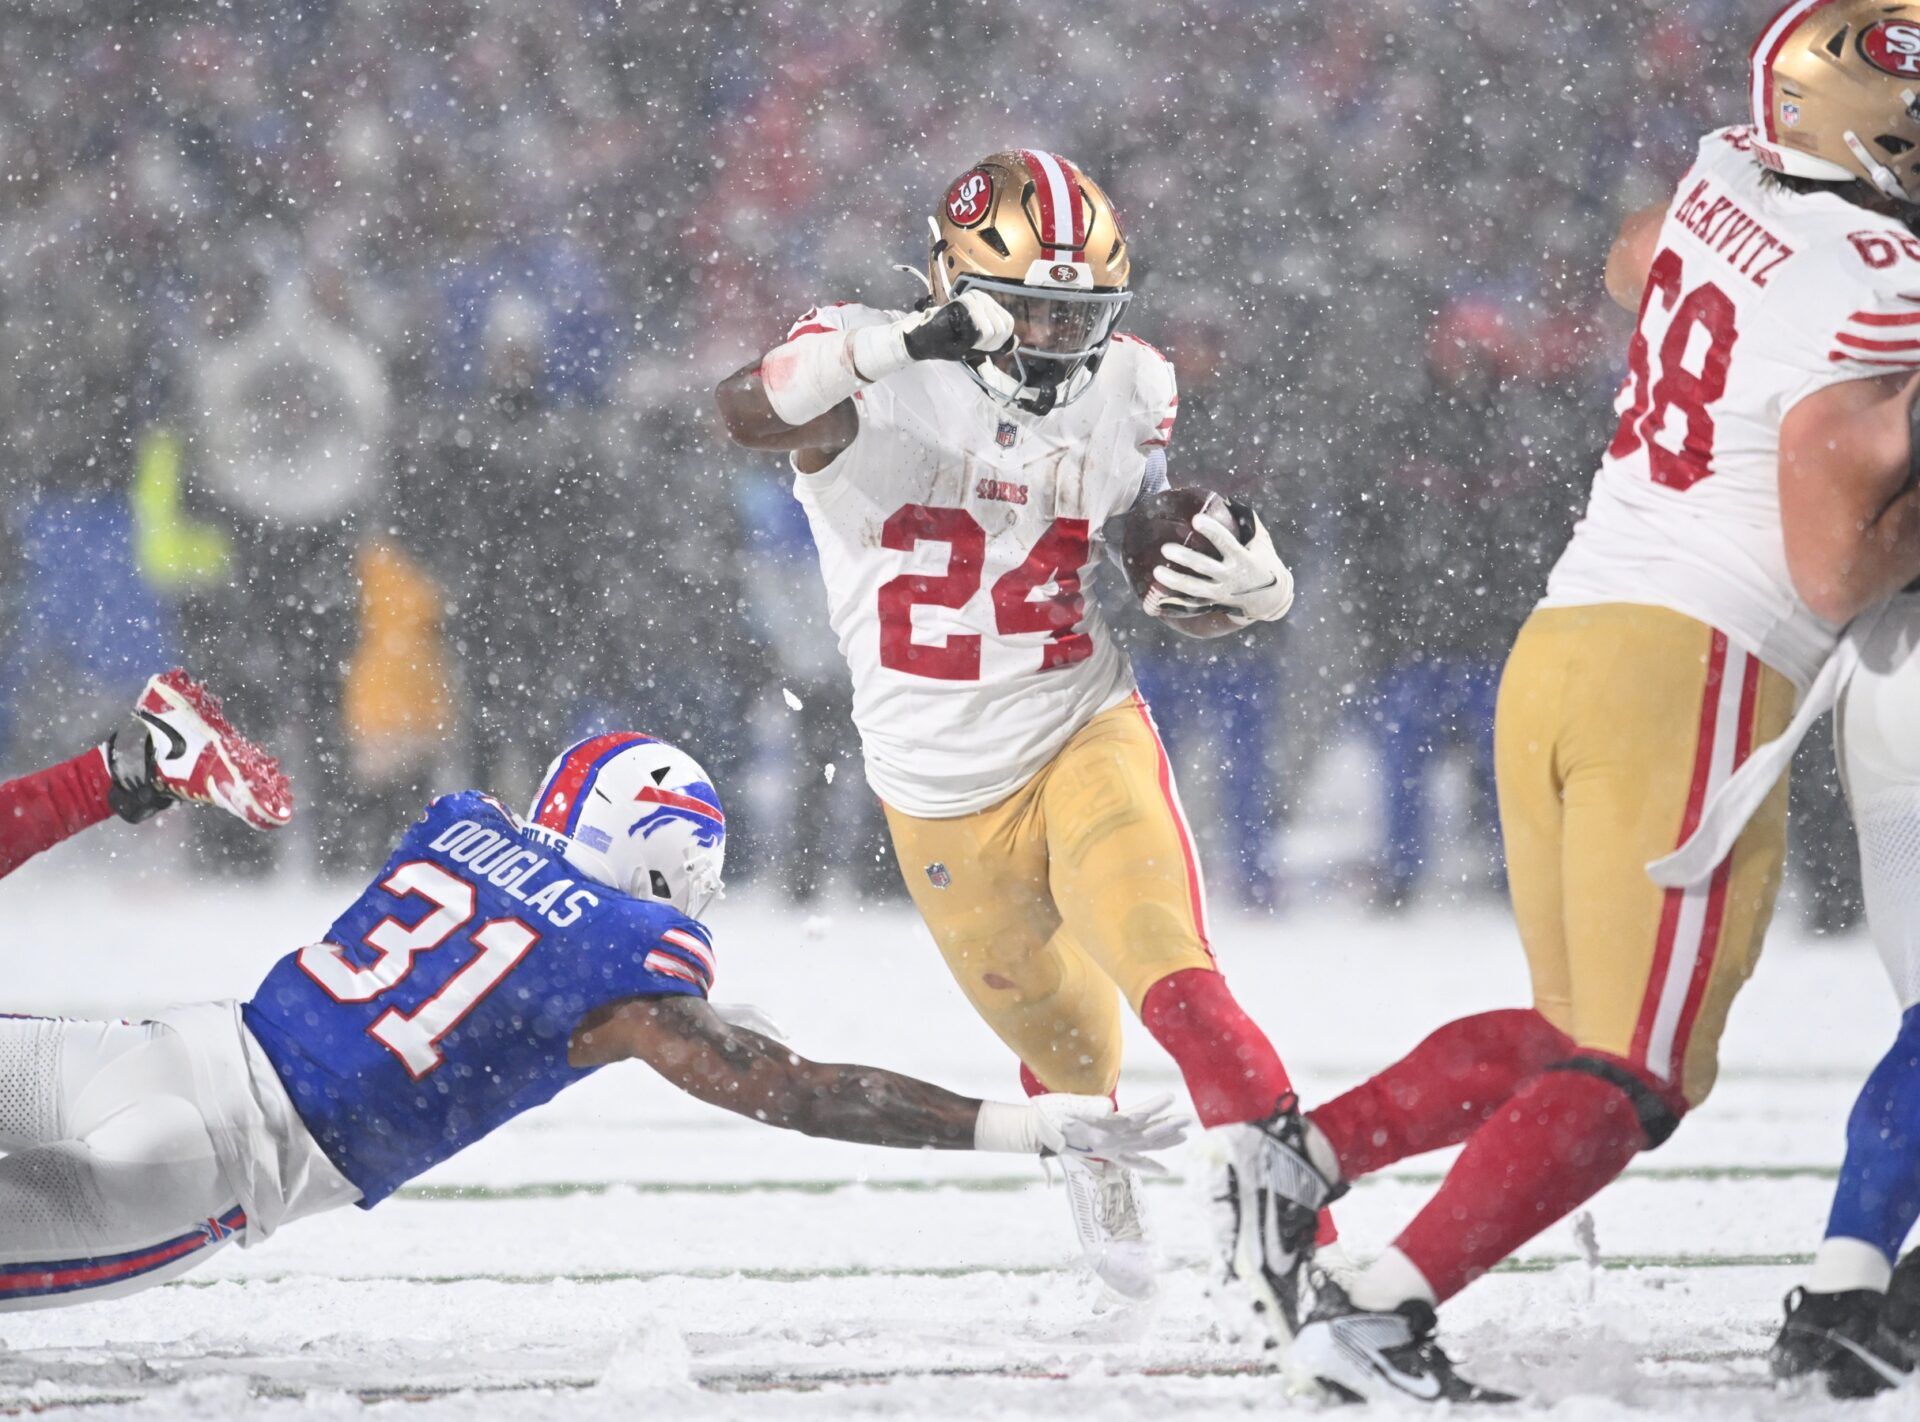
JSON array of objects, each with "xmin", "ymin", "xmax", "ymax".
[
  {"xmin": 645, "ymin": 922, "xmax": 716, "ymax": 995},
  {"xmin": 1826, "ymin": 295, "xmax": 1920, "ymax": 378}
]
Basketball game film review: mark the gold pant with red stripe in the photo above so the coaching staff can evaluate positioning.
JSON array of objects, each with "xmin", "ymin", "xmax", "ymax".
[
  {"xmin": 1497, "ymin": 604, "xmax": 1797, "ymax": 1107},
  {"xmin": 883, "ymin": 694, "xmax": 1215, "ymax": 1096}
]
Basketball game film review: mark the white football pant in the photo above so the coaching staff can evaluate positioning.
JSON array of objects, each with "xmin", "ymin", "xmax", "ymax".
[
  {"xmin": 0, "ymin": 1006, "xmax": 356, "ymax": 1311},
  {"xmin": 1839, "ymin": 591, "xmax": 1920, "ymax": 1009}
]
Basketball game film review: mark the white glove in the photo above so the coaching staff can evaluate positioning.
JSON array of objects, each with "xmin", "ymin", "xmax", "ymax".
[
  {"xmin": 848, "ymin": 291, "xmax": 1016, "ymax": 382},
  {"xmin": 974, "ymin": 1093, "xmax": 1189, "ymax": 1176},
  {"xmin": 1154, "ymin": 509, "xmax": 1296, "ymax": 624},
  {"xmin": 710, "ymin": 1002, "xmax": 787, "ymax": 1042}
]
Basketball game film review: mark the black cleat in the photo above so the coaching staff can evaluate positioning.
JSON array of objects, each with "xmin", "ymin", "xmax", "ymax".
[
  {"xmin": 1287, "ymin": 1275, "xmax": 1517, "ymax": 1405},
  {"xmin": 1771, "ymin": 1286, "xmax": 1910, "ymax": 1398},
  {"xmin": 1210, "ymin": 1094, "xmax": 1346, "ymax": 1343},
  {"xmin": 1877, "ymin": 1249, "xmax": 1920, "ymax": 1372}
]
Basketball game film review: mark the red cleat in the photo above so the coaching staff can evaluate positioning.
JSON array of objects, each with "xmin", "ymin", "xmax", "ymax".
[{"xmin": 133, "ymin": 670, "xmax": 293, "ymax": 831}]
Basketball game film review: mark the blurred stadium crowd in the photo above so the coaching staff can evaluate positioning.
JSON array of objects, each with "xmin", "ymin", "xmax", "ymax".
[{"xmin": 0, "ymin": 0, "xmax": 1861, "ymax": 921}]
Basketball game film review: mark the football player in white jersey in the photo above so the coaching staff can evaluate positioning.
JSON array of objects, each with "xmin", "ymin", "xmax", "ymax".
[
  {"xmin": 1237, "ymin": 1, "xmax": 1920, "ymax": 1402},
  {"xmin": 715, "ymin": 149, "xmax": 1320, "ymax": 1321}
]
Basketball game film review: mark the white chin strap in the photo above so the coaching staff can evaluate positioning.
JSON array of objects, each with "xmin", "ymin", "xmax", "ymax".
[{"xmin": 1845, "ymin": 127, "xmax": 1914, "ymax": 202}]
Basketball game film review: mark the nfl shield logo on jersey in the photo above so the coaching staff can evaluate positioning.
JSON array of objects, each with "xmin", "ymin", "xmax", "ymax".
[
  {"xmin": 925, "ymin": 862, "xmax": 952, "ymax": 890},
  {"xmin": 995, "ymin": 420, "xmax": 1018, "ymax": 449}
]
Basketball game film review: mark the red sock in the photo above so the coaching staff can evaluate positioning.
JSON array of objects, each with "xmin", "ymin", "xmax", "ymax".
[
  {"xmin": 1394, "ymin": 1064, "xmax": 1651, "ymax": 1301},
  {"xmin": 1138, "ymin": 967, "xmax": 1292, "ymax": 1129},
  {"xmin": 1307, "ymin": 1009, "xmax": 1573, "ymax": 1180},
  {"xmin": 0, "ymin": 748, "xmax": 113, "ymax": 881}
]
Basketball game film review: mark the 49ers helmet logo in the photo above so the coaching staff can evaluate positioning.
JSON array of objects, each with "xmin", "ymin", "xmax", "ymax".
[
  {"xmin": 945, "ymin": 170, "xmax": 993, "ymax": 227},
  {"xmin": 1861, "ymin": 18, "xmax": 1920, "ymax": 76}
]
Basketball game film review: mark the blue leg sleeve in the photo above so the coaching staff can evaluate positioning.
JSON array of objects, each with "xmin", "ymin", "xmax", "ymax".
[{"xmin": 1826, "ymin": 1003, "xmax": 1920, "ymax": 1262}]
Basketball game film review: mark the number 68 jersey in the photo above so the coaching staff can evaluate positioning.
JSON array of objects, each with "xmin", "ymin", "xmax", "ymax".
[
  {"xmin": 1545, "ymin": 125, "xmax": 1920, "ymax": 689},
  {"xmin": 786, "ymin": 301, "xmax": 1178, "ymax": 817},
  {"xmin": 242, "ymin": 791, "xmax": 715, "ymax": 1207}
]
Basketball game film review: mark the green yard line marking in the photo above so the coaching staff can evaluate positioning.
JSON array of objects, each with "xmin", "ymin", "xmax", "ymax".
[
  {"xmin": 394, "ymin": 1163, "xmax": 1837, "ymax": 1203},
  {"xmin": 399, "ymin": 1177, "xmax": 1045, "ymax": 1201},
  {"xmin": 178, "ymin": 1252, "xmax": 1815, "ymax": 1290},
  {"xmin": 1396, "ymin": 1164, "xmax": 1839, "ymax": 1185},
  {"xmin": 1495, "ymin": 1251, "xmax": 1812, "ymax": 1273}
]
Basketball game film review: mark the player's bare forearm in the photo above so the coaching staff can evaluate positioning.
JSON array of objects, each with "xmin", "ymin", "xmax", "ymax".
[
  {"xmin": 1780, "ymin": 371, "xmax": 1920, "ymax": 622},
  {"xmin": 713, "ymin": 362, "xmax": 856, "ymax": 468},
  {"xmin": 573, "ymin": 995, "xmax": 981, "ymax": 1150}
]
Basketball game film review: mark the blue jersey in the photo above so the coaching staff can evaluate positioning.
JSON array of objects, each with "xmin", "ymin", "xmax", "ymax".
[{"xmin": 243, "ymin": 791, "xmax": 715, "ymax": 1207}]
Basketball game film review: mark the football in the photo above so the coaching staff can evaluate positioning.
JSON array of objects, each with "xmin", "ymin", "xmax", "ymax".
[{"xmin": 1119, "ymin": 487, "xmax": 1254, "ymax": 620}]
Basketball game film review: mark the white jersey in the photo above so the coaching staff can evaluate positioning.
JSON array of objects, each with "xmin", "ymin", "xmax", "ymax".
[
  {"xmin": 785, "ymin": 302, "xmax": 1177, "ymax": 817},
  {"xmin": 1545, "ymin": 126, "xmax": 1920, "ymax": 688}
]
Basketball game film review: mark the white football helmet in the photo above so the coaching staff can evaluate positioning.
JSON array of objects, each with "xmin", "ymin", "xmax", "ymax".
[{"xmin": 527, "ymin": 733, "xmax": 726, "ymax": 918}]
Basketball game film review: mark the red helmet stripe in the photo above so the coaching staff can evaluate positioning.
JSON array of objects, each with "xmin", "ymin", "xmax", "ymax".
[
  {"xmin": 1750, "ymin": 0, "xmax": 1839, "ymax": 144},
  {"xmin": 1018, "ymin": 148, "xmax": 1075, "ymax": 260},
  {"xmin": 635, "ymin": 785, "xmax": 726, "ymax": 824},
  {"xmin": 533, "ymin": 732, "xmax": 653, "ymax": 833},
  {"xmin": 1052, "ymin": 152, "xmax": 1087, "ymax": 247}
]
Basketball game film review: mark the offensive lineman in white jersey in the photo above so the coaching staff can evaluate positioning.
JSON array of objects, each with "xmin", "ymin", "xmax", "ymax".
[
  {"xmin": 715, "ymin": 149, "xmax": 1324, "ymax": 1324},
  {"xmin": 1238, "ymin": 1, "xmax": 1920, "ymax": 1401},
  {"xmin": 1610, "ymin": 1, "xmax": 1920, "ymax": 1397}
]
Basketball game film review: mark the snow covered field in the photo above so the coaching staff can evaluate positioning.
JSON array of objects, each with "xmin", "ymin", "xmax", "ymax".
[{"xmin": 0, "ymin": 837, "xmax": 1910, "ymax": 1418}]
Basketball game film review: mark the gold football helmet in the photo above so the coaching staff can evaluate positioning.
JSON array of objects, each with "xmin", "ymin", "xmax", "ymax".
[
  {"xmin": 1750, "ymin": 0, "xmax": 1920, "ymax": 203},
  {"xmin": 926, "ymin": 150, "xmax": 1131, "ymax": 414}
]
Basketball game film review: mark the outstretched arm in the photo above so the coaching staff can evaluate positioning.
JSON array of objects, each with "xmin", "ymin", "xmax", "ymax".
[
  {"xmin": 572, "ymin": 992, "xmax": 978, "ymax": 1148},
  {"xmin": 569, "ymin": 994, "xmax": 1184, "ymax": 1163}
]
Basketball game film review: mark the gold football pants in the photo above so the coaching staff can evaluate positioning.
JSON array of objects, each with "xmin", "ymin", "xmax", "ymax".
[
  {"xmin": 1496, "ymin": 604, "xmax": 1795, "ymax": 1107},
  {"xmin": 883, "ymin": 694, "xmax": 1217, "ymax": 1096}
]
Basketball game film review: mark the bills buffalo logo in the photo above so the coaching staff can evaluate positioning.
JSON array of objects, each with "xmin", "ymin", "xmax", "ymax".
[
  {"xmin": 946, "ymin": 170, "xmax": 993, "ymax": 227},
  {"xmin": 1861, "ymin": 19, "xmax": 1920, "ymax": 76},
  {"xmin": 1049, "ymin": 263, "xmax": 1079, "ymax": 283},
  {"xmin": 628, "ymin": 783, "xmax": 726, "ymax": 848}
]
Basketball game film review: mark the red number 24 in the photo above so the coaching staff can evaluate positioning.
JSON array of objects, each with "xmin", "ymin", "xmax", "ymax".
[
  {"xmin": 1607, "ymin": 247, "xmax": 1738, "ymax": 492},
  {"xmin": 877, "ymin": 506, "xmax": 1092, "ymax": 680}
]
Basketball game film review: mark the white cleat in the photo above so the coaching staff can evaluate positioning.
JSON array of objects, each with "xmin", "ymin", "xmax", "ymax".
[{"xmin": 1059, "ymin": 1153, "xmax": 1157, "ymax": 1300}]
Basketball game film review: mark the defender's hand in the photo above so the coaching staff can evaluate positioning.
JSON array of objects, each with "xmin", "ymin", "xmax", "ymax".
[
  {"xmin": 1034, "ymin": 1093, "xmax": 1189, "ymax": 1177},
  {"xmin": 1155, "ymin": 509, "xmax": 1296, "ymax": 624}
]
